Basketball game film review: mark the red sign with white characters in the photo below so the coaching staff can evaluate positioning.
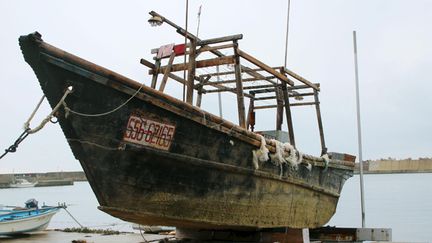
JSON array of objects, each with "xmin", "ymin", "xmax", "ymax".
[{"xmin": 123, "ymin": 115, "xmax": 175, "ymax": 151}]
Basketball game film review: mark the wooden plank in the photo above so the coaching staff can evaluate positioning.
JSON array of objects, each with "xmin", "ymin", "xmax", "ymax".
[
  {"xmin": 186, "ymin": 40, "xmax": 197, "ymax": 104},
  {"xmin": 237, "ymin": 49, "xmax": 294, "ymax": 86},
  {"xmin": 197, "ymin": 43, "xmax": 234, "ymax": 54},
  {"xmin": 149, "ymin": 56, "xmax": 236, "ymax": 74},
  {"xmin": 234, "ymin": 41, "xmax": 246, "ymax": 129},
  {"xmin": 254, "ymin": 96, "xmax": 277, "ymax": 101},
  {"xmin": 196, "ymin": 34, "xmax": 243, "ymax": 46},
  {"xmin": 282, "ymin": 67, "xmax": 320, "ymax": 91},
  {"xmin": 198, "ymin": 66, "xmax": 284, "ymax": 78},
  {"xmin": 290, "ymin": 101, "xmax": 318, "ymax": 107},
  {"xmin": 276, "ymin": 87, "xmax": 284, "ymax": 131},
  {"xmin": 282, "ymin": 82, "xmax": 296, "ymax": 146},
  {"xmin": 140, "ymin": 58, "xmax": 207, "ymax": 92},
  {"xmin": 254, "ymin": 105, "xmax": 278, "ymax": 110},
  {"xmin": 159, "ymin": 53, "xmax": 176, "ymax": 92},
  {"xmin": 203, "ymin": 76, "xmax": 275, "ymax": 86},
  {"xmin": 151, "ymin": 59, "xmax": 161, "ymax": 88},
  {"xmin": 196, "ymin": 76, "xmax": 211, "ymax": 107},
  {"xmin": 288, "ymin": 83, "xmax": 320, "ymax": 91},
  {"xmin": 313, "ymin": 90, "xmax": 327, "ymax": 155}
]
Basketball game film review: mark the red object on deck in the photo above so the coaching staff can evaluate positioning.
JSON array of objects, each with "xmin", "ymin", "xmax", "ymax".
[{"xmin": 173, "ymin": 44, "xmax": 186, "ymax": 55}]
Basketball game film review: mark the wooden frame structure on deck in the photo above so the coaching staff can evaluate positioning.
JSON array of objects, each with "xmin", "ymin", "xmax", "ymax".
[{"xmin": 140, "ymin": 11, "xmax": 327, "ymax": 154}]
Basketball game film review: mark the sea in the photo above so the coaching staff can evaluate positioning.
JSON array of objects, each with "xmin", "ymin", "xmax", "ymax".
[{"xmin": 0, "ymin": 173, "xmax": 431, "ymax": 242}]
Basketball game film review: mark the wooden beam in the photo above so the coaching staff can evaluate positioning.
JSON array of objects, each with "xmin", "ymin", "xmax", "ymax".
[
  {"xmin": 186, "ymin": 40, "xmax": 197, "ymax": 104},
  {"xmin": 151, "ymin": 59, "xmax": 161, "ymax": 88},
  {"xmin": 254, "ymin": 96, "xmax": 277, "ymax": 101},
  {"xmin": 234, "ymin": 41, "xmax": 246, "ymax": 129},
  {"xmin": 140, "ymin": 58, "xmax": 207, "ymax": 93},
  {"xmin": 254, "ymin": 105, "xmax": 277, "ymax": 110},
  {"xmin": 197, "ymin": 43, "xmax": 234, "ymax": 55},
  {"xmin": 149, "ymin": 56, "xmax": 236, "ymax": 75},
  {"xmin": 276, "ymin": 87, "xmax": 284, "ymax": 131},
  {"xmin": 199, "ymin": 66, "xmax": 284, "ymax": 78},
  {"xmin": 237, "ymin": 49, "xmax": 294, "ymax": 86},
  {"xmin": 281, "ymin": 82, "xmax": 295, "ymax": 146},
  {"xmin": 197, "ymin": 34, "xmax": 243, "ymax": 46},
  {"xmin": 288, "ymin": 83, "xmax": 320, "ymax": 91},
  {"xmin": 281, "ymin": 67, "xmax": 320, "ymax": 91},
  {"xmin": 290, "ymin": 101, "xmax": 318, "ymax": 106},
  {"xmin": 314, "ymin": 90, "xmax": 327, "ymax": 155},
  {"xmin": 203, "ymin": 76, "xmax": 275, "ymax": 86},
  {"xmin": 159, "ymin": 53, "xmax": 176, "ymax": 92},
  {"xmin": 246, "ymin": 93, "xmax": 255, "ymax": 131},
  {"xmin": 196, "ymin": 76, "xmax": 211, "ymax": 107}
]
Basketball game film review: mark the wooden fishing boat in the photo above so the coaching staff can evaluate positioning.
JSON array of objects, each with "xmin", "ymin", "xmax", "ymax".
[{"xmin": 19, "ymin": 11, "xmax": 354, "ymax": 230}]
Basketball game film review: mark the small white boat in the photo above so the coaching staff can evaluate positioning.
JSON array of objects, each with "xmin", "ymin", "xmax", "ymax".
[
  {"xmin": 9, "ymin": 179, "xmax": 38, "ymax": 188},
  {"xmin": 0, "ymin": 199, "xmax": 60, "ymax": 235}
]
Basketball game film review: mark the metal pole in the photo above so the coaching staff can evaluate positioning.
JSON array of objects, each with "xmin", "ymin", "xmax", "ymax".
[
  {"xmin": 353, "ymin": 30, "xmax": 366, "ymax": 228},
  {"xmin": 217, "ymin": 65, "xmax": 223, "ymax": 118},
  {"xmin": 183, "ymin": 0, "xmax": 189, "ymax": 102},
  {"xmin": 284, "ymin": 0, "xmax": 291, "ymax": 68}
]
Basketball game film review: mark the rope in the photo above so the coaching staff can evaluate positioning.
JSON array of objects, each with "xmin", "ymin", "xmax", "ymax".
[
  {"xmin": 62, "ymin": 206, "xmax": 84, "ymax": 228},
  {"xmin": 0, "ymin": 90, "xmax": 72, "ymax": 160},
  {"xmin": 25, "ymin": 88, "xmax": 72, "ymax": 134},
  {"xmin": 63, "ymin": 83, "xmax": 144, "ymax": 117}
]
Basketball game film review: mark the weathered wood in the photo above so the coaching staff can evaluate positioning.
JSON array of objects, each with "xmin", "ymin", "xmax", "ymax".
[
  {"xmin": 186, "ymin": 40, "xmax": 197, "ymax": 104},
  {"xmin": 314, "ymin": 90, "xmax": 327, "ymax": 155},
  {"xmin": 276, "ymin": 87, "xmax": 284, "ymax": 131},
  {"xmin": 254, "ymin": 105, "xmax": 278, "ymax": 110},
  {"xmin": 149, "ymin": 56, "xmax": 236, "ymax": 75},
  {"xmin": 234, "ymin": 41, "xmax": 246, "ymax": 128},
  {"xmin": 159, "ymin": 53, "xmax": 176, "ymax": 92},
  {"xmin": 199, "ymin": 66, "xmax": 283, "ymax": 78},
  {"xmin": 196, "ymin": 76, "xmax": 211, "ymax": 107},
  {"xmin": 203, "ymin": 76, "xmax": 275, "ymax": 86},
  {"xmin": 253, "ymin": 96, "xmax": 277, "ymax": 101},
  {"xmin": 282, "ymin": 82, "xmax": 296, "ymax": 146},
  {"xmin": 197, "ymin": 43, "xmax": 234, "ymax": 54},
  {"xmin": 250, "ymin": 88, "xmax": 276, "ymax": 94},
  {"xmin": 288, "ymin": 83, "xmax": 320, "ymax": 91},
  {"xmin": 140, "ymin": 58, "xmax": 206, "ymax": 92},
  {"xmin": 291, "ymin": 101, "xmax": 318, "ymax": 107},
  {"xmin": 151, "ymin": 59, "xmax": 161, "ymax": 88},
  {"xmin": 237, "ymin": 49, "xmax": 294, "ymax": 86},
  {"xmin": 197, "ymin": 34, "xmax": 243, "ymax": 46},
  {"xmin": 281, "ymin": 67, "xmax": 320, "ymax": 91}
]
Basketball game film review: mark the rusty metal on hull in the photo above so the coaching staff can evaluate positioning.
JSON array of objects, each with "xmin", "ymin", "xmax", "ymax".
[{"xmin": 19, "ymin": 32, "xmax": 354, "ymax": 229}]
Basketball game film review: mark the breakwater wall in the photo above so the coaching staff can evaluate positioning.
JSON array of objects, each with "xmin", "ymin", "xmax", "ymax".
[
  {"xmin": 0, "ymin": 171, "xmax": 86, "ymax": 188},
  {"xmin": 355, "ymin": 158, "xmax": 432, "ymax": 174}
]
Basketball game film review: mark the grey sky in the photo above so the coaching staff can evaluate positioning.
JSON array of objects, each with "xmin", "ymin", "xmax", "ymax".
[{"xmin": 0, "ymin": 0, "xmax": 431, "ymax": 173}]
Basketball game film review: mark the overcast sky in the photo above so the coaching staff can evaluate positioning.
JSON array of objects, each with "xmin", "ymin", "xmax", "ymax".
[{"xmin": 0, "ymin": 0, "xmax": 431, "ymax": 173}]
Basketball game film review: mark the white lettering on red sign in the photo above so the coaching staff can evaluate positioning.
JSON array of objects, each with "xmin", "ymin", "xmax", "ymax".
[{"xmin": 123, "ymin": 115, "xmax": 175, "ymax": 151}]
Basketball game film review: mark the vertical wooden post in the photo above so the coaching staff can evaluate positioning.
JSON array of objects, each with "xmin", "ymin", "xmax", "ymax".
[
  {"xmin": 313, "ymin": 89, "xmax": 327, "ymax": 155},
  {"xmin": 196, "ymin": 75, "xmax": 210, "ymax": 107},
  {"xmin": 159, "ymin": 53, "xmax": 176, "ymax": 92},
  {"xmin": 233, "ymin": 40, "xmax": 246, "ymax": 128},
  {"xmin": 281, "ymin": 82, "xmax": 295, "ymax": 146},
  {"xmin": 276, "ymin": 87, "xmax": 284, "ymax": 131},
  {"xmin": 186, "ymin": 39, "xmax": 197, "ymax": 104},
  {"xmin": 246, "ymin": 93, "xmax": 255, "ymax": 131},
  {"xmin": 151, "ymin": 59, "xmax": 161, "ymax": 89}
]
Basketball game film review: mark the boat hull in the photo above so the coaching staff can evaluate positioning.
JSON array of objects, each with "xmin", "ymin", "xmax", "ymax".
[
  {"xmin": 0, "ymin": 208, "xmax": 59, "ymax": 235},
  {"xmin": 19, "ymin": 32, "xmax": 354, "ymax": 229}
]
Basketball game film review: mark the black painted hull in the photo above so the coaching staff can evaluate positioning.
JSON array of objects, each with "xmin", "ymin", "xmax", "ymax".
[{"xmin": 19, "ymin": 33, "xmax": 354, "ymax": 229}]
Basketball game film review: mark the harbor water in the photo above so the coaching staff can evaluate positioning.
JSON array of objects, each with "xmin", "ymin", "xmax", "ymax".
[{"xmin": 0, "ymin": 173, "xmax": 431, "ymax": 242}]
